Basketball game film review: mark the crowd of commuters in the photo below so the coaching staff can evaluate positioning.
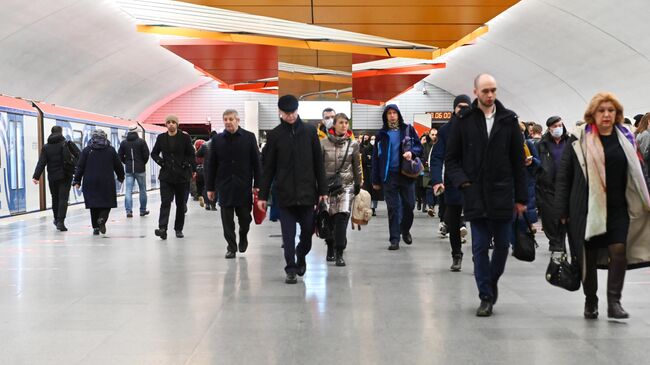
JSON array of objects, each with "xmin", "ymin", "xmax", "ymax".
[{"xmin": 30, "ymin": 73, "xmax": 650, "ymax": 319}]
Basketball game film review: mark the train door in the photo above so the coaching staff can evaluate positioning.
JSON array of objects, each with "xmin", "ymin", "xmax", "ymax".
[
  {"xmin": 6, "ymin": 113, "xmax": 26, "ymax": 214},
  {"xmin": 147, "ymin": 132, "xmax": 159, "ymax": 189},
  {"xmin": 110, "ymin": 127, "xmax": 124, "ymax": 194}
]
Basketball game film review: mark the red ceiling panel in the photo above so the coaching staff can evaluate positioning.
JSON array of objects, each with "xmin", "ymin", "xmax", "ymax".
[
  {"xmin": 353, "ymin": 74, "xmax": 428, "ymax": 102},
  {"xmin": 163, "ymin": 44, "xmax": 278, "ymax": 85}
]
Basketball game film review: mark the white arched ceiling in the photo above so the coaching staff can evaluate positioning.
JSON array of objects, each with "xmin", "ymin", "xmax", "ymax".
[
  {"xmin": 424, "ymin": 0, "xmax": 650, "ymax": 126},
  {"xmin": 0, "ymin": 0, "xmax": 204, "ymax": 120}
]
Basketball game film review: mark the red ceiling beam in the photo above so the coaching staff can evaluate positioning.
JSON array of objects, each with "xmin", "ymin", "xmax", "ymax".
[{"xmin": 232, "ymin": 81, "xmax": 279, "ymax": 91}]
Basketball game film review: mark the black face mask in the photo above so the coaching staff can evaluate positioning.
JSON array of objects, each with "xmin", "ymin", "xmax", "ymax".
[{"xmin": 457, "ymin": 105, "xmax": 470, "ymax": 115}]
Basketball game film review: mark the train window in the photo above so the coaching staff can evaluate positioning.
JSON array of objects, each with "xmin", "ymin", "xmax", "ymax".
[{"xmin": 73, "ymin": 130, "xmax": 83, "ymax": 150}]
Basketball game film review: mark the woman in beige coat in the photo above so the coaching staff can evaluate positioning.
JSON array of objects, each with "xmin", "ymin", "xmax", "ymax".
[
  {"xmin": 321, "ymin": 113, "xmax": 363, "ymax": 266},
  {"xmin": 555, "ymin": 92, "xmax": 650, "ymax": 319}
]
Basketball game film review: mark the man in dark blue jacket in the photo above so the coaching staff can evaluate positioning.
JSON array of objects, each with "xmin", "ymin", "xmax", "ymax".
[
  {"xmin": 206, "ymin": 109, "xmax": 261, "ymax": 259},
  {"xmin": 446, "ymin": 74, "xmax": 527, "ymax": 317},
  {"xmin": 371, "ymin": 104, "xmax": 423, "ymax": 250},
  {"xmin": 118, "ymin": 125, "xmax": 150, "ymax": 218},
  {"xmin": 430, "ymin": 95, "xmax": 471, "ymax": 272}
]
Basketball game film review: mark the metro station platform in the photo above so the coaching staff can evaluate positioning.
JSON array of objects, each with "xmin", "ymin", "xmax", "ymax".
[{"xmin": 0, "ymin": 197, "xmax": 649, "ymax": 364}]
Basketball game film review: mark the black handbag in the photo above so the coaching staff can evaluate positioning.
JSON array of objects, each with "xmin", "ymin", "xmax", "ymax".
[
  {"xmin": 327, "ymin": 140, "xmax": 351, "ymax": 194},
  {"xmin": 546, "ymin": 253, "xmax": 581, "ymax": 291},
  {"xmin": 512, "ymin": 215, "xmax": 538, "ymax": 262}
]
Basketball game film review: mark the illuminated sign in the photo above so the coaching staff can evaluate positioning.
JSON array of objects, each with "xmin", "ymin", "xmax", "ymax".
[{"xmin": 427, "ymin": 111, "xmax": 453, "ymax": 121}]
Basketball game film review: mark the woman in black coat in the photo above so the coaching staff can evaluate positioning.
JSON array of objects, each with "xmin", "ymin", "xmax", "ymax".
[
  {"xmin": 360, "ymin": 136, "xmax": 382, "ymax": 216},
  {"xmin": 73, "ymin": 130, "xmax": 125, "ymax": 235},
  {"xmin": 555, "ymin": 92, "xmax": 650, "ymax": 320}
]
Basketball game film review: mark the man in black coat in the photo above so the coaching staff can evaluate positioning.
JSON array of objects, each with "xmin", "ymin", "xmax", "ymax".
[
  {"xmin": 151, "ymin": 115, "xmax": 196, "ymax": 240},
  {"xmin": 430, "ymin": 94, "xmax": 471, "ymax": 272},
  {"xmin": 446, "ymin": 74, "xmax": 527, "ymax": 317},
  {"xmin": 32, "ymin": 125, "xmax": 80, "ymax": 231},
  {"xmin": 535, "ymin": 116, "xmax": 570, "ymax": 252},
  {"xmin": 118, "ymin": 125, "xmax": 150, "ymax": 218},
  {"xmin": 257, "ymin": 95, "xmax": 328, "ymax": 284},
  {"xmin": 206, "ymin": 109, "xmax": 261, "ymax": 259}
]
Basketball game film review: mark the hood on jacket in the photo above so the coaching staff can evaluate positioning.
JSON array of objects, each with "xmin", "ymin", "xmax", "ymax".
[
  {"xmin": 382, "ymin": 104, "xmax": 405, "ymax": 129},
  {"xmin": 326, "ymin": 128, "xmax": 353, "ymax": 144},
  {"xmin": 126, "ymin": 131, "xmax": 139, "ymax": 141},
  {"xmin": 47, "ymin": 133, "xmax": 66, "ymax": 144}
]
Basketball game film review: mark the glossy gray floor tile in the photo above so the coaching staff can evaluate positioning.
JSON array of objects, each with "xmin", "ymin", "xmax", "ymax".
[{"xmin": 0, "ymin": 197, "xmax": 649, "ymax": 365}]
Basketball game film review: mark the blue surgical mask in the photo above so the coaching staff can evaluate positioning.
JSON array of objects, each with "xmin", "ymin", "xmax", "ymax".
[{"xmin": 551, "ymin": 127, "xmax": 563, "ymax": 138}]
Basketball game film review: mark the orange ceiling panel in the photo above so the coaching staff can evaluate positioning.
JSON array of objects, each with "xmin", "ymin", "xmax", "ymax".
[
  {"xmin": 163, "ymin": 44, "xmax": 278, "ymax": 85},
  {"xmin": 353, "ymin": 74, "xmax": 428, "ymax": 102}
]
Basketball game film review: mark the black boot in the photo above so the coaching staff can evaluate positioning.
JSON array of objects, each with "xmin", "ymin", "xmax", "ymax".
[
  {"xmin": 450, "ymin": 254, "xmax": 462, "ymax": 272},
  {"xmin": 416, "ymin": 201, "xmax": 422, "ymax": 211},
  {"xmin": 583, "ymin": 248, "xmax": 599, "ymax": 319},
  {"xmin": 326, "ymin": 240, "xmax": 335, "ymax": 262},
  {"xmin": 607, "ymin": 245, "xmax": 629, "ymax": 319},
  {"xmin": 335, "ymin": 250, "xmax": 346, "ymax": 267},
  {"xmin": 56, "ymin": 220, "xmax": 68, "ymax": 232},
  {"xmin": 371, "ymin": 208, "xmax": 376, "ymax": 217}
]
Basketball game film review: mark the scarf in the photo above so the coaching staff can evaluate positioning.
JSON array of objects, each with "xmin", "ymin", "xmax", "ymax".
[
  {"xmin": 582, "ymin": 124, "xmax": 650, "ymax": 240},
  {"xmin": 387, "ymin": 119, "xmax": 399, "ymax": 130}
]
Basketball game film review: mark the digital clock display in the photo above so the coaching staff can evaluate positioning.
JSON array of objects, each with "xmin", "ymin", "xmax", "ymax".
[{"xmin": 427, "ymin": 111, "xmax": 453, "ymax": 121}]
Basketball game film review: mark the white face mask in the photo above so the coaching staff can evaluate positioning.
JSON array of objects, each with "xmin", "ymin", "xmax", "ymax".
[
  {"xmin": 324, "ymin": 118, "xmax": 334, "ymax": 129},
  {"xmin": 370, "ymin": 140, "xmax": 375, "ymax": 145},
  {"xmin": 551, "ymin": 127, "xmax": 563, "ymax": 138}
]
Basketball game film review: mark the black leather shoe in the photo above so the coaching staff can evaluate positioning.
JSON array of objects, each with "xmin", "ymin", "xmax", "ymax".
[
  {"xmin": 584, "ymin": 302, "xmax": 599, "ymax": 319},
  {"xmin": 297, "ymin": 257, "xmax": 307, "ymax": 277},
  {"xmin": 97, "ymin": 218, "xmax": 106, "ymax": 234},
  {"xmin": 140, "ymin": 210, "xmax": 150, "ymax": 217},
  {"xmin": 402, "ymin": 233, "xmax": 413, "ymax": 245},
  {"xmin": 154, "ymin": 228, "xmax": 167, "ymax": 240},
  {"xmin": 388, "ymin": 243, "xmax": 400, "ymax": 250},
  {"xmin": 326, "ymin": 242, "xmax": 335, "ymax": 262},
  {"xmin": 225, "ymin": 251, "xmax": 236, "ymax": 259},
  {"xmin": 476, "ymin": 300, "xmax": 493, "ymax": 317},
  {"xmin": 239, "ymin": 236, "xmax": 248, "ymax": 253},
  {"xmin": 93, "ymin": 228, "xmax": 100, "ymax": 235},
  {"xmin": 56, "ymin": 222, "xmax": 68, "ymax": 232},
  {"xmin": 126, "ymin": 212, "xmax": 133, "ymax": 218},
  {"xmin": 175, "ymin": 231, "xmax": 184, "ymax": 238},
  {"xmin": 285, "ymin": 273, "xmax": 298, "ymax": 284}
]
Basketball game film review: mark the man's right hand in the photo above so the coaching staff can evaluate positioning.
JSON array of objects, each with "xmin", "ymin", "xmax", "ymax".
[
  {"xmin": 257, "ymin": 200, "xmax": 267, "ymax": 211},
  {"xmin": 207, "ymin": 191, "xmax": 216, "ymax": 201},
  {"xmin": 372, "ymin": 184, "xmax": 381, "ymax": 191},
  {"xmin": 433, "ymin": 183, "xmax": 444, "ymax": 194},
  {"xmin": 32, "ymin": 179, "xmax": 39, "ymax": 185}
]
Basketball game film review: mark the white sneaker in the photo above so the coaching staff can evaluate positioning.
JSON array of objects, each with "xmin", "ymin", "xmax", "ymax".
[{"xmin": 438, "ymin": 222, "xmax": 448, "ymax": 238}]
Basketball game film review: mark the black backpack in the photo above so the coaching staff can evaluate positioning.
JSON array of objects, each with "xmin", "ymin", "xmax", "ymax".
[{"xmin": 61, "ymin": 141, "xmax": 79, "ymax": 174}]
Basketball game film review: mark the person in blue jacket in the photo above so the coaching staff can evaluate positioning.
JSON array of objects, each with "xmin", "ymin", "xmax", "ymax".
[
  {"xmin": 371, "ymin": 104, "xmax": 423, "ymax": 250},
  {"xmin": 430, "ymin": 95, "xmax": 471, "ymax": 271}
]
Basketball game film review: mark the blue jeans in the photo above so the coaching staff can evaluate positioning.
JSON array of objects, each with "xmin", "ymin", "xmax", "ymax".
[
  {"xmin": 383, "ymin": 172, "xmax": 416, "ymax": 244},
  {"xmin": 470, "ymin": 218, "xmax": 511, "ymax": 301},
  {"xmin": 125, "ymin": 172, "xmax": 147, "ymax": 213}
]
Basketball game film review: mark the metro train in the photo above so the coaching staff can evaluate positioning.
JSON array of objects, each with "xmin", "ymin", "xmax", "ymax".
[{"xmin": 0, "ymin": 94, "xmax": 167, "ymax": 217}]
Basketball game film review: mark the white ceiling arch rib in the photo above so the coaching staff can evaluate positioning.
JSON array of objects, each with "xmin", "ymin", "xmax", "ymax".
[
  {"xmin": 423, "ymin": 0, "xmax": 650, "ymax": 125},
  {"xmin": 0, "ymin": 0, "xmax": 203, "ymax": 120}
]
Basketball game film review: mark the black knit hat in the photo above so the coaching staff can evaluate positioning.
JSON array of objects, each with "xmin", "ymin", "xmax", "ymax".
[
  {"xmin": 546, "ymin": 116, "xmax": 562, "ymax": 127},
  {"xmin": 278, "ymin": 94, "xmax": 299, "ymax": 113},
  {"xmin": 634, "ymin": 114, "xmax": 644, "ymax": 127},
  {"xmin": 453, "ymin": 94, "xmax": 471, "ymax": 109}
]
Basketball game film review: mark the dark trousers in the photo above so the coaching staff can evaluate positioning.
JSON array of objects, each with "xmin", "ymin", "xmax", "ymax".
[
  {"xmin": 438, "ymin": 194, "xmax": 446, "ymax": 223},
  {"xmin": 279, "ymin": 205, "xmax": 314, "ymax": 274},
  {"xmin": 383, "ymin": 172, "xmax": 416, "ymax": 244},
  {"xmin": 325, "ymin": 212, "xmax": 350, "ymax": 254},
  {"xmin": 220, "ymin": 204, "xmax": 252, "ymax": 252},
  {"xmin": 445, "ymin": 204, "xmax": 464, "ymax": 257},
  {"xmin": 539, "ymin": 198, "xmax": 567, "ymax": 251},
  {"xmin": 90, "ymin": 208, "xmax": 111, "ymax": 228},
  {"xmin": 49, "ymin": 178, "xmax": 72, "ymax": 223},
  {"xmin": 470, "ymin": 218, "xmax": 511, "ymax": 301},
  {"xmin": 159, "ymin": 181, "xmax": 189, "ymax": 231}
]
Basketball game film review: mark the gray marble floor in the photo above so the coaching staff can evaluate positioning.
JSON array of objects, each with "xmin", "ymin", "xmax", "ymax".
[{"xmin": 0, "ymin": 196, "xmax": 649, "ymax": 365}]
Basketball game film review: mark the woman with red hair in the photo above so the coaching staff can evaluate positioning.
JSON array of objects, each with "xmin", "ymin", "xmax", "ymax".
[{"xmin": 555, "ymin": 92, "xmax": 650, "ymax": 319}]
